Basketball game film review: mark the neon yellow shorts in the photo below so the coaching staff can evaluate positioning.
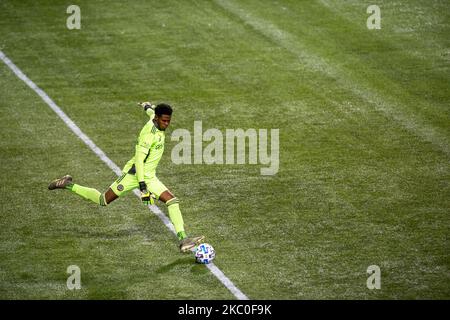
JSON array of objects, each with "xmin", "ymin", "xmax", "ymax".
[{"xmin": 109, "ymin": 172, "xmax": 168, "ymax": 199}]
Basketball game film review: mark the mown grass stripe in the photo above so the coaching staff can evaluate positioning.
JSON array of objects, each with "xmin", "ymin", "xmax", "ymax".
[{"xmin": 213, "ymin": 0, "xmax": 450, "ymax": 157}]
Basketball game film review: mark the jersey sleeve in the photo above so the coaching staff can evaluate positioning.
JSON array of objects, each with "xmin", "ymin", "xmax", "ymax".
[
  {"xmin": 135, "ymin": 124, "xmax": 154, "ymax": 182},
  {"xmin": 145, "ymin": 107, "xmax": 155, "ymax": 121}
]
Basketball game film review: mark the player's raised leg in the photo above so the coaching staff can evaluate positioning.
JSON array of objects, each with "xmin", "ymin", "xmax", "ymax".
[{"xmin": 48, "ymin": 175, "xmax": 118, "ymax": 206}]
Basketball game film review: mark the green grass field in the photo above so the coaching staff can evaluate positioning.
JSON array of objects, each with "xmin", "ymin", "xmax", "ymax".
[{"xmin": 0, "ymin": 0, "xmax": 449, "ymax": 299}]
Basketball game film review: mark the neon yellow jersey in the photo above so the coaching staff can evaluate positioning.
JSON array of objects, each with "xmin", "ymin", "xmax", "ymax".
[{"xmin": 123, "ymin": 108, "xmax": 165, "ymax": 181}]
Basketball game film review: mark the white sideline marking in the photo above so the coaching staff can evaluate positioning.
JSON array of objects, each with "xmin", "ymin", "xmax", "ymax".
[{"xmin": 0, "ymin": 50, "xmax": 249, "ymax": 301}]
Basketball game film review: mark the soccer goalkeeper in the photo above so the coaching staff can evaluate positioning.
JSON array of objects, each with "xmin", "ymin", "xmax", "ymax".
[{"xmin": 48, "ymin": 102, "xmax": 205, "ymax": 253}]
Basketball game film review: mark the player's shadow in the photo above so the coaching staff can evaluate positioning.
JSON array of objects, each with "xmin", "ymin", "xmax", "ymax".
[{"xmin": 155, "ymin": 257, "xmax": 193, "ymax": 274}]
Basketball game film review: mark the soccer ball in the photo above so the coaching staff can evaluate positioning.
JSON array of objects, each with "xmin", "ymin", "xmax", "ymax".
[{"xmin": 194, "ymin": 243, "xmax": 215, "ymax": 264}]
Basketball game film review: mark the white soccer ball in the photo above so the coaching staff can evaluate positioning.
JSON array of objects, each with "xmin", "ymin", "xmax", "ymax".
[{"xmin": 194, "ymin": 243, "xmax": 215, "ymax": 264}]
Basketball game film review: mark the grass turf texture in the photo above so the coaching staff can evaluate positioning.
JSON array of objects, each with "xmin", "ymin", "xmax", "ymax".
[{"xmin": 0, "ymin": 0, "xmax": 449, "ymax": 299}]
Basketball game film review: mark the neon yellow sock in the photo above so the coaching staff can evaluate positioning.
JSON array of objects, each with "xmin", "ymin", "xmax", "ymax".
[
  {"xmin": 67, "ymin": 183, "xmax": 102, "ymax": 205},
  {"xmin": 166, "ymin": 198, "xmax": 185, "ymax": 239}
]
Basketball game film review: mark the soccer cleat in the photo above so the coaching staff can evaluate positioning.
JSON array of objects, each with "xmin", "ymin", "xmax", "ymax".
[
  {"xmin": 48, "ymin": 175, "xmax": 73, "ymax": 190},
  {"xmin": 179, "ymin": 235, "xmax": 205, "ymax": 253}
]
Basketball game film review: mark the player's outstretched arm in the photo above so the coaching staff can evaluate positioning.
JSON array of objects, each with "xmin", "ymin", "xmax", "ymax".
[{"xmin": 138, "ymin": 101, "xmax": 155, "ymax": 120}]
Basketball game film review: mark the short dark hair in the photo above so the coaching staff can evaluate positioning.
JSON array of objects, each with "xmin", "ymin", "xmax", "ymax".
[{"xmin": 155, "ymin": 103, "xmax": 173, "ymax": 116}]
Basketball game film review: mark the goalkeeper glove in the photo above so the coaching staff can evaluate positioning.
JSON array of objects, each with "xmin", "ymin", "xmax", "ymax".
[
  {"xmin": 139, "ymin": 181, "xmax": 155, "ymax": 206},
  {"xmin": 138, "ymin": 101, "xmax": 155, "ymax": 111}
]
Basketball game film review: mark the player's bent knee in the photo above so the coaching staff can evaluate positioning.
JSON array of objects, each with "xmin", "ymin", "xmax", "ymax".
[
  {"xmin": 159, "ymin": 190, "xmax": 175, "ymax": 204},
  {"xmin": 101, "ymin": 188, "xmax": 118, "ymax": 206}
]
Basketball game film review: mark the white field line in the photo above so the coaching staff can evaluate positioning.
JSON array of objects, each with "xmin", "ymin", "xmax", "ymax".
[
  {"xmin": 0, "ymin": 50, "xmax": 249, "ymax": 301},
  {"xmin": 214, "ymin": 0, "xmax": 450, "ymax": 157}
]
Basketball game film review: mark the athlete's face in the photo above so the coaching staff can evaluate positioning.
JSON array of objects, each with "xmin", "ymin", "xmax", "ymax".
[{"xmin": 155, "ymin": 114, "xmax": 171, "ymax": 131}]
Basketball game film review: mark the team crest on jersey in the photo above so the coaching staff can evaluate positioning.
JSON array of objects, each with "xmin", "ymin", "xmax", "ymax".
[{"xmin": 117, "ymin": 184, "xmax": 124, "ymax": 191}]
